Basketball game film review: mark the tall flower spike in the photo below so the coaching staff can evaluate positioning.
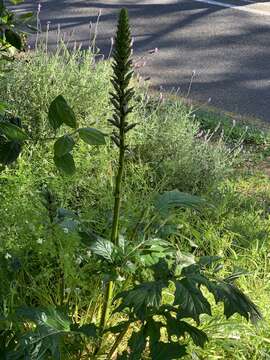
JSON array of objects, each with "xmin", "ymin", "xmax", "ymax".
[
  {"xmin": 98, "ymin": 9, "xmax": 136, "ymax": 340},
  {"xmin": 108, "ymin": 8, "xmax": 136, "ymax": 149}
]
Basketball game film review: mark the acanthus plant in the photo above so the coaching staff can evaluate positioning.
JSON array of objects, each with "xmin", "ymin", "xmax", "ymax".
[{"xmin": 0, "ymin": 8, "xmax": 262, "ymax": 360}]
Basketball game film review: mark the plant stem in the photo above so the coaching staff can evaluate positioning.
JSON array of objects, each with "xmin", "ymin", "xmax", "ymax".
[
  {"xmin": 97, "ymin": 139, "xmax": 125, "ymax": 352},
  {"xmin": 99, "ymin": 280, "xmax": 114, "ymax": 333},
  {"xmin": 95, "ymin": 8, "xmax": 134, "ymax": 355},
  {"xmin": 111, "ymin": 140, "xmax": 126, "ymax": 246},
  {"xmin": 107, "ymin": 324, "xmax": 129, "ymax": 359}
]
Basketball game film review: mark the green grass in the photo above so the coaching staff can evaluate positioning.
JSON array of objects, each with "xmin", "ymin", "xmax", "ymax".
[
  {"xmin": 0, "ymin": 45, "xmax": 270, "ymax": 358},
  {"xmin": 194, "ymin": 107, "xmax": 270, "ymax": 146}
]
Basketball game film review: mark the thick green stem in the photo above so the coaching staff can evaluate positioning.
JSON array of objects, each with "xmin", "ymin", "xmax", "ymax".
[
  {"xmin": 96, "ymin": 8, "xmax": 133, "ymax": 356},
  {"xmin": 98, "ymin": 121, "xmax": 126, "ymax": 344},
  {"xmin": 100, "ymin": 280, "xmax": 114, "ymax": 332},
  {"xmin": 111, "ymin": 141, "xmax": 125, "ymax": 246}
]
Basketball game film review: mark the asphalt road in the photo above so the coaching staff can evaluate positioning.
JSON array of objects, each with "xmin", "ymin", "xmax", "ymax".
[{"xmin": 17, "ymin": 0, "xmax": 270, "ymax": 122}]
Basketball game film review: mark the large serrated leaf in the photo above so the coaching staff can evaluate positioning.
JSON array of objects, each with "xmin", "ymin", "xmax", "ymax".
[
  {"xmin": 127, "ymin": 328, "xmax": 147, "ymax": 360},
  {"xmin": 155, "ymin": 189, "xmax": 206, "ymax": 216},
  {"xmin": 17, "ymin": 307, "xmax": 71, "ymax": 333},
  {"xmin": 146, "ymin": 318, "xmax": 162, "ymax": 354},
  {"xmin": 48, "ymin": 95, "xmax": 76, "ymax": 130},
  {"xmin": 174, "ymin": 278, "xmax": 211, "ymax": 324},
  {"xmin": 114, "ymin": 281, "xmax": 163, "ymax": 319},
  {"xmin": 90, "ymin": 238, "xmax": 115, "ymax": 262},
  {"xmin": 210, "ymin": 281, "xmax": 262, "ymax": 323},
  {"xmin": 166, "ymin": 314, "xmax": 208, "ymax": 348},
  {"xmin": 151, "ymin": 342, "xmax": 187, "ymax": 360},
  {"xmin": 16, "ymin": 307, "xmax": 70, "ymax": 358},
  {"xmin": 70, "ymin": 323, "xmax": 97, "ymax": 338}
]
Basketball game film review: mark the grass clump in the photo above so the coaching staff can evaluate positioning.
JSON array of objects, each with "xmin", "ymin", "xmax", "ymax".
[
  {"xmin": 0, "ymin": 46, "xmax": 112, "ymax": 138},
  {"xmin": 135, "ymin": 99, "xmax": 238, "ymax": 193},
  {"xmin": 194, "ymin": 108, "xmax": 270, "ymax": 146},
  {"xmin": 0, "ymin": 45, "xmax": 234, "ymax": 195}
]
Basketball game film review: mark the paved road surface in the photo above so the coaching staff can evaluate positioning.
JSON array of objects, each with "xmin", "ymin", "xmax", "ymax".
[{"xmin": 17, "ymin": 1, "xmax": 270, "ymax": 122}]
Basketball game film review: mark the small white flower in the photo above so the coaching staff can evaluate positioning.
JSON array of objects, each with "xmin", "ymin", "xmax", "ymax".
[
  {"xmin": 41, "ymin": 312, "xmax": 47, "ymax": 322},
  {"xmin": 86, "ymin": 250, "xmax": 92, "ymax": 257},
  {"xmin": 5, "ymin": 253, "xmax": 12, "ymax": 260},
  {"xmin": 75, "ymin": 256, "xmax": 83, "ymax": 265},
  {"xmin": 117, "ymin": 275, "xmax": 126, "ymax": 282},
  {"xmin": 36, "ymin": 238, "xmax": 43, "ymax": 245},
  {"xmin": 63, "ymin": 228, "xmax": 69, "ymax": 234},
  {"xmin": 64, "ymin": 288, "xmax": 71, "ymax": 294},
  {"xmin": 74, "ymin": 288, "xmax": 81, "ymax": 294}
]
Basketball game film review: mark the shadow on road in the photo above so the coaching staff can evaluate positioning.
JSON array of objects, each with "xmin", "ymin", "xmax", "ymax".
[{"xmin": 17, "ymin": 0, "xmax": 270, "ymax": 121}]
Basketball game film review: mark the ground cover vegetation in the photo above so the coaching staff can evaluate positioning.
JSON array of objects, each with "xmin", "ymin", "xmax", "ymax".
[{"xmin": 0, "ymin": 2, "xmax": 270, "ymax": 359}]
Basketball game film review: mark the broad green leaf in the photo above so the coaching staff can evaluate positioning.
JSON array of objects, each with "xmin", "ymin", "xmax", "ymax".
[
  {"xmin": 78, "ymin": 127, "xmax": 106, "ymax": 145},
  {"xmin": 71, "ymin": 323, "xmax": 97, "ymax": 338},
  {"xmin": 114, "ymin": 281, "xmax": 163, "ymax": 319},
  {"xmin": 166, "ymin": 314, "xmax": 208, "ymax": 348},
  {"xmin": 0, "ymin": 121, "xmax": 28, "ymax": 141},
  {"xmin": 90, "ymin": 238, "xmax": 114, "ymax": 262},
  {"xmin": 209, "ymin": 281, "xmax": 262, "ymax": 324},
  {"xmin": 78, "ymin": 229, "xmax": 100, "ymax": 247},
  {"xmin": 48, "ymin": 95, "xmax": 76, "ymax": 130},
  {"xmin": 151, "ymin": 342, "xmax": 187, "ymax": 360},
  {"xmin": 17, "ymin": 307, "xmax": 71, "ymax": 333},
  {"xmin": 53, "ymin": 152, "xmax": 76, "ymax": 175},
  {"xmin": 54, "ymin": 135, "xmax": 75, "ymax": 157},
  {"xmin": 174, "ymin": 278, "xmax": 211, "ymax": 323},
  {"xmin": 146, "ymin": 318, "xmax": 162, "ymax": 353},
  {"xmin": 155, "ymin": 189, "xmax": 206, "ymax": 215},
  {"xmin": 175, "ymin": 252, "xmax": 196, "ymax": 274},
  {"xmin": 0, "ymin": 140, "xmax": 21, "ymax": 165},
  {"xmin": 127, "ymin": 328, "xmax": 147, "ymax": 360},
  {"xmin": 17, "ymin": 307, "xmax": 70, "ymax": 358},
  {"xmin": 151, "ymin": 259, "xmax": 171, "ymax": 282},
  {"xmin": 223, "ymin": 269, "xmax": 249, "ymax": 283},
  {"xmin": 183, "ymin": 272, "xmax": 262, "ymax": 324},
  {"xmin": 4, "ymin": 29, "xmax": 22, "ymax": 50}
]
